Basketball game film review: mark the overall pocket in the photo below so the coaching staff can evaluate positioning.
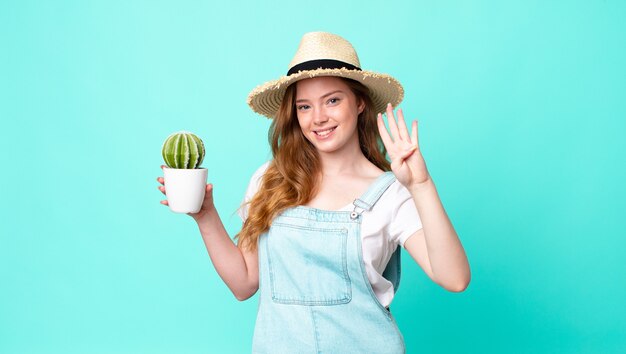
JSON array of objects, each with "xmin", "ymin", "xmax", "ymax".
[{"xmin": 266, "ymin": 223, "xmax": 352, "ymax": 305}]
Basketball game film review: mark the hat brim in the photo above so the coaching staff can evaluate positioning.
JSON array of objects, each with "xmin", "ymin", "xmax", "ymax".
[{"xmin": 247, "ymin": 68, "xmax": 404, "ymax": 119}]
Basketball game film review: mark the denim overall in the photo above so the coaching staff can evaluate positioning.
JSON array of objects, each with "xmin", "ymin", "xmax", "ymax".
[{"xmin": 253, "ymin": 172, "xmax": 405, "ymax": 354}]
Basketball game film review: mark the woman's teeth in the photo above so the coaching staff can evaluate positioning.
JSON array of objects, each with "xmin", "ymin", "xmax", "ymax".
[{"xmin": 314, "ymin": 127, "xmax": 336, "ymax": 136}]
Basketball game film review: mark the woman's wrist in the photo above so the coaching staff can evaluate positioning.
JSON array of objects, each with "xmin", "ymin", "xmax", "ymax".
[
  {"xmin": 408, "ymin": 177, "xmax": 435, "ymax": 195},
  {"xmin": 191, "ymin": 206, "xmax": 218, "ymax": 226}
]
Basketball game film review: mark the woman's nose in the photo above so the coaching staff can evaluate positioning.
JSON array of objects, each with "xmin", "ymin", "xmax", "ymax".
[{"xmin": 313, "ymin": 108, "xmax": 329, "ymax": 125}]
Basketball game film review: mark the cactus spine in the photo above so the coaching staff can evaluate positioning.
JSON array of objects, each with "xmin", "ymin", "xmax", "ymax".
[{"xmin": 162, "ymin": 131, "xmax": 205, "ymax": 169}]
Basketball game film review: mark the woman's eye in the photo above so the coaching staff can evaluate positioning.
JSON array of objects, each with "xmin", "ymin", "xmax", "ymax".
[
  {"xmin": 327, "ymin": 97, "xmax": 340, "ymax": 105},
  {"xmin": 297, "ymin": 105, "xmax": 310, "ymax": 111}
]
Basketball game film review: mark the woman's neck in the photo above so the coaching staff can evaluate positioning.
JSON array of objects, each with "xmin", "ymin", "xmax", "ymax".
[{"xmin": 317, "ymin": 144, "xmax": 378, "ymax": 178}]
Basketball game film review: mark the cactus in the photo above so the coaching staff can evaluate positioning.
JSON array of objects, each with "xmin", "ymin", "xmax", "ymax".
[{"xmin": 162, "ymin": 131, "xmax": 205, "ymax": 169}]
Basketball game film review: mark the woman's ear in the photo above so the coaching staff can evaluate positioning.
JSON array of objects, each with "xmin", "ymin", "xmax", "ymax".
[{"xmin": 357, "ymin": 98, "xmax": 365, "ymax": 115}]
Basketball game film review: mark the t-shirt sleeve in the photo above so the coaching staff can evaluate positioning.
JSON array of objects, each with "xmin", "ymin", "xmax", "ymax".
[
  {"xmin": 236, "ymin": 161, "xmax": 271, "ymax": 221},
  {"xmin": 388, "ymin": 181, "xmax": 423, "ymax": 248}
]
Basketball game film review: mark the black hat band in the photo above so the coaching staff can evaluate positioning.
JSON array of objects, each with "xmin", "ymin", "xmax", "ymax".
[{"xmin": 287, "ymin": 59, "xmax": 361, "ymax": 76}]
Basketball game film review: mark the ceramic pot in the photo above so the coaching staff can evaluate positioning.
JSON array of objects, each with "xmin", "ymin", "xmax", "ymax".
[{"xmin": 163, "ymin": 167, "xmax": 208, "ymax": 213}]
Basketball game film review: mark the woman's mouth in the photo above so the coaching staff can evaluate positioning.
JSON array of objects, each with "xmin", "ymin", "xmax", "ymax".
[{"xmin": 314, "ymin": 126, "xmax": 337, "ymax": 137}]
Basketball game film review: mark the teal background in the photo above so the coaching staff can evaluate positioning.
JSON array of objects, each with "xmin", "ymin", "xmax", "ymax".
[{"xmin": 1, "ymin": 0, "xmax": 625, "ymax": 353}]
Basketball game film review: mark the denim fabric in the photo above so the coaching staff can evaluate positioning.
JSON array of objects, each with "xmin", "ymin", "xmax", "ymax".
[{"xmin": 253, "ymin": 172, "xmax": 405, "ymax": 354}]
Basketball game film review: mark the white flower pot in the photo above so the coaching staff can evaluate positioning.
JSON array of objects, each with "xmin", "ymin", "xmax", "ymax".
[{"xmin": 163, "ymin": 167, "xmax": 208, "ymax": 213}]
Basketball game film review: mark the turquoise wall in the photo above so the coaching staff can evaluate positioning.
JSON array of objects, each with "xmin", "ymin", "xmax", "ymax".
[{"xmin": 1, "ymin": 1, "xmax": 624, "ymax": 353}]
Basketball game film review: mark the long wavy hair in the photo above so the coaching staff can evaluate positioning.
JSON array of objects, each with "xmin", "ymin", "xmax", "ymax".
[{"xmin": 235, "ymin": 78, "xmax": 391, "ymax": 252}]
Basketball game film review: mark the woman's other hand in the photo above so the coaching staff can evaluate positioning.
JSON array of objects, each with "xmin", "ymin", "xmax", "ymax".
[
  {"xmin": 376, "ymin": 103, "xmax": 430, "ymax": 189},
  {"xmin": 157, "ymin": 165, "xmax": 216, "ymax": 221}
]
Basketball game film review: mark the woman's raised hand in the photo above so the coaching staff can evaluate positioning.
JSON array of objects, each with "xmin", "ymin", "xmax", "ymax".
[
  {"xmin": 157, "ymin": 165, "xmax": 216, "ymax": 220},
  {"xmin": 377, "ymin": 103, "xmax": 430, "ymax": 189}
]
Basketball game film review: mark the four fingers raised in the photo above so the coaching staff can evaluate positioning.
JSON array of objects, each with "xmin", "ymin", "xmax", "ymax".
[{"xmin": 378, "ymin": 104, "xmax": 420, "ymax": 151}]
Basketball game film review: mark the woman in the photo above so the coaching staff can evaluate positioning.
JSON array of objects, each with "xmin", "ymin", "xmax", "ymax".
[{"xmin": 157, "ymin": 32, "xmax": 470, "ymax": 353}]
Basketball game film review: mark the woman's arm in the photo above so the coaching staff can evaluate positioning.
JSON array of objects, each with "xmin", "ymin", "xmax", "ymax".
[
  {"xmin": 404, "ymin": 179, "xmax": 470, "ymax": 292},
  {"xmin": 377, "ymin": 104, "xmax": 470, "ymax": 292},
  {"xmin": 158, "ymin": 172, "xmax": 259, "ymax": 301},
  {"xmin": 193, "ymin": 200, "xmax": 259, "ymax": 301}
]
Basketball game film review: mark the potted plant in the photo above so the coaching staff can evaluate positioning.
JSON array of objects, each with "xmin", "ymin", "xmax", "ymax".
[{"xmin": 161, "ymin": 131, "xmax": 207, "ymax": 213}]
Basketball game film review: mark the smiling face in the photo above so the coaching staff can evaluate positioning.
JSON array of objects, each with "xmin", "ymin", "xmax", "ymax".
[{"xmin": 294, "ymin": 76, "xmax": 365, "ymax": 155}]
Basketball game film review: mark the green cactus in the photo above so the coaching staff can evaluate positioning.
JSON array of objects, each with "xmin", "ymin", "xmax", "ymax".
[{"xmin": 162, "ymin": 131, "xmax": 205, "ymax": 169}]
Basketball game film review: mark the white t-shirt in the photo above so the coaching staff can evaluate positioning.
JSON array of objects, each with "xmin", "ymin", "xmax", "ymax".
[{"xmin": 237, "ymin": 161, "xmax": 423, "ymax": 308}]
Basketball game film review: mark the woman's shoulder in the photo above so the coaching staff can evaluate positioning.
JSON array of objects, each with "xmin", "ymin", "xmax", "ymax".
[
  {"xmin": 244, "ymin": 160, "xmax": 272, "ymax": 194},
  {"xmin": 378, "ymin": 178, "xmax": 414, "ymax": 206},
  {"xmin": 238, "ymin": 161, "xmax": 272, "ymax": 220},
  {"xmin": 251, "ymin": 160, "xmax": 271, "ymax": 180}
]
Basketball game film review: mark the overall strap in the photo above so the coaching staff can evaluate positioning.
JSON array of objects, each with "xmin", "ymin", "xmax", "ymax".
[
  {"xmin": 351, "ymin": 171, "xmax": 402, "ymax": 293},
  {"xmin": 351, "ymin": 172, "xmax": 397, "ymax": 216}
]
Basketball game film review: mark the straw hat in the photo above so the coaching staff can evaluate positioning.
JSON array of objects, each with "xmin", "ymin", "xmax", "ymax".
[{"xmin": 247, "ymin": 31, "xmax": 404, "ymax": 119}]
